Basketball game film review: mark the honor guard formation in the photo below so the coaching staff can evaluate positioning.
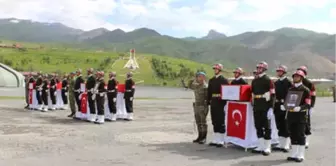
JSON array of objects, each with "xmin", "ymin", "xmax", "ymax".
[
  {"xmin": 24, "ymin": 61, "xmax": 320, "ymax": 163},
  {"xmin": 24, "ymin": 68, "xmax": 135, "ymax": 124},
  {"xmin": 187, "ymin": 61, "xmax": 317, "ymax": 163}
]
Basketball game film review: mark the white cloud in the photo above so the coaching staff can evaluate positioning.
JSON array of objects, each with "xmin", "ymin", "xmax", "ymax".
[
  {"xmin": 234, "ymin": 0, "xmax": 336, "ymax": 22},
  {"xmin": 0, "ymin": 0, "xmax": 134, "ymax": 31},
  {"xmin": 0, "ymin": 0, "xmax": 234, "ymax": 36},
  {"xmin": 330, "ymin": 8, "xmax": 336, "ymax": 18}
]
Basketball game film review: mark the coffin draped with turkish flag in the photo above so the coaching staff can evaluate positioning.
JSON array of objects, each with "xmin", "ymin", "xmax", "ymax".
[{"xmin": 221, "ymin": 85, "xmax": 279, "ymax": 148}]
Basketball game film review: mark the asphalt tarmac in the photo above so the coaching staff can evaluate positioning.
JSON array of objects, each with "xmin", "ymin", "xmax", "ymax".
[{"xmin": 0, "ymin": 97, "xmax": 335, "ymax": 166}]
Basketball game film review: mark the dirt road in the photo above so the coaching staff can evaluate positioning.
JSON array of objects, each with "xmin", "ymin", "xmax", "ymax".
[{"xmin": 0, "ymin": 98, "xmax": 335, "ymax": 166}]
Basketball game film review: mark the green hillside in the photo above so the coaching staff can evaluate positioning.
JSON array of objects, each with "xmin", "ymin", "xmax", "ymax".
[{"xmin": 0, "ymin": 42, "xmax": 229, "ymax": 86}]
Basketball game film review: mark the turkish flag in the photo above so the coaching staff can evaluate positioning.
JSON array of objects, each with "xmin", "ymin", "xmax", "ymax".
[
  {"xmin": 227, "ymin": 102, "xmax": 247, "ymax": 140},
  {"xmin": 118, "ymin": 84, "xmax": 125, "ymax": 93},
  {"xmin": 80, "ymin": 93, "xmax": 88, "ymax": 114},
  {"xmin": 29, "ymin": 89, "xmax": 33, "ymax": 104}
]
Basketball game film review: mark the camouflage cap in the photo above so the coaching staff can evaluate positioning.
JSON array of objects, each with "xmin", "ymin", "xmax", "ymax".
[{"xmin": 196, "ymin": 72, "xmax": 206, "ymax": 76}]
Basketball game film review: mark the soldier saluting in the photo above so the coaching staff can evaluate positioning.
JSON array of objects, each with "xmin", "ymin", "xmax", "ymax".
[
  {"xmin": 273, "ymin": 65, "xmax": 292, "ymax": 152},
  {"xmin": 95, "ymin": 71, "xmax": 106, "ymax": 124},
  {"xmin": 251, "ymin": 61, "xmax": 275, "ymax": 156},
  {"xmin": 286, "ymin": 70, "xmax": 311, "ymax": 163},
  {"xmin": 297, "ymin": 66, "xmax": 316, "ymax": 149},
  {"xmin": 106, "ymin": 72, "xmax": 118, "ymax": 121},
  {"xmin": 67, "ymin": 72, "xmax": 76, "ymax": 118},
  {"xmin": 230, "ymin": 67, "xmax": 248, "ymax": 85},
  {"xmin": 86, "ymin": 68, "xmax": 97, "ymax": 122},
  {"xmin": 188, "ymin": 72, "xmax": 208, "ymax": 144},
  {"xmin": 73, "ymin": 69, "xmax": 85, "ymax": 120},
  {"xmin": 124, "ymin": 72, "xmax": 135, "ymax": 121},
  {"xmin": 207, "ymin": 63, "xmax": 229, "ymax": 147}
]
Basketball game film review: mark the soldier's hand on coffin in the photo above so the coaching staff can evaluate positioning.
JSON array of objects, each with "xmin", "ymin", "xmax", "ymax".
[
  {"xmin": 130, "ymin": 97, "xmax": 133, "ymax": 101},
  {"xmin": 293, "ymin": 106, "xmax": 301, "ymax": 112},
  {"xmin": 267, "ymin": 109, "xmax": 273, "ymax": 120},
  {"xmin": 113, "ymin": 98, "xmax": 116, "ymax": 102},
  {"xmin": 280, "ymin": 105, "xmax": 286, "ymax": 111},
  {"xmin": 263, "ymin": 92, "xmax": 270, "ymax": 101}
]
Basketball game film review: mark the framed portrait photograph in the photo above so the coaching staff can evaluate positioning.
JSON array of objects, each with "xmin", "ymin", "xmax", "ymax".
[{"xmin": 284, "ymin": 91, "xmax": 303, "ymax": 109}]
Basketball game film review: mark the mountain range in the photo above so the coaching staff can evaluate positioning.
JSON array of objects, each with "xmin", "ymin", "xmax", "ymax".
[{"xmin": 0, "ymin": 18, "xmax": 334, "ymax": 77}]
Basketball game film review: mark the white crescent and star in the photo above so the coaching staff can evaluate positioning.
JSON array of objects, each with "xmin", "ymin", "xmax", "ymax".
[{"xmin": 232, "ymin": 109, "xmax": 243, "ymax": 126}]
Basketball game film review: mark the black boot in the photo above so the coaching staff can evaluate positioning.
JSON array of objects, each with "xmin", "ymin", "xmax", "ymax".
[
  {"xmin": 193, "ymin": 132, "xmax": 201, "ymax": 143},
  {"xmin": 198, "ymin": 131, "xmax": 207, "ymax": 144},
  {"xmin": 67, "ymin": 112, "xmax": 75, "ymax": 118}
]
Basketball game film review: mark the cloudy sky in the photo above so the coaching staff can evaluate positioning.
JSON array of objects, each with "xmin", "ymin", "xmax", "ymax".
[{"xmin": 0, "ymin": 0, "xmax": 335, "ymax": 37}]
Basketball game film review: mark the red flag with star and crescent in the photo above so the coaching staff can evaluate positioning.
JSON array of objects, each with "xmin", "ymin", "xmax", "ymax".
[
  {"xmin": 80, "ymin": 93, "xmax": 88, "ymax": 114},
  {"xmin": 227, "ymin": 102, "xmax": 247, "ymax": 140}
]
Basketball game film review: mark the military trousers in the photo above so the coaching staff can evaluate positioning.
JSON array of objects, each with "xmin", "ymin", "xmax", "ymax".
[
  {"xmin": 36, "ymin": 90, "xmax": 43, "ymax": 105},
  {"xmin": 96, "ymin": 95, "xmax": 105, "ymax": 115},
  {"xmin": 253, "ymin": 108, "xmax": 272, "ymax": 140},
  {"xmin": 305, "ymin": 112, "xmax": 311, "ymax": 135},
  {"xmin": 42, "ymin": 91, "xmax": 48, "ymax": 106},
  {"xmin": 107, "ymin": 93, "xmax": 117, "ymax": 114},
  {"xmin": 88, "ymin": 92, "xmax": 96, "ymax": 114},
  {"xmin": 288, "ymin": 121, "xmax": 306, "ymax": 145},
  {"xmin": 50, "ymin": 89, "xmax": 56, "ymax": 105},
  {"xmin": 193, "ymin": 103, "xmax": 209, "ymax": 134},
  {"xmin": 74, "ymin": 92, "xmax": 81, "ymax": 112},
  {"xmin": 210, "ymin": 99, "xmax": 226, "ymax": 133},
  {"xmin": 125, "ymin": 98, "xmax": 133, "ymax": 113},
  {"xmin": 274, "ymin": 103, "xmax": 289, "ymax": 137},
  {"xmin": 69, "ymin": 91, "xmax": 76, "ymax": 113},
  {"xmin": 61, "ymin": 90, "xmax": 68, "ymax": 105}
]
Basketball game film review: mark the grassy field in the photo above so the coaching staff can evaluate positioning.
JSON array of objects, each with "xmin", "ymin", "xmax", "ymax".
[{"xmin": 0, "ymin": 40, "xmax": 226, "ymax": 87}]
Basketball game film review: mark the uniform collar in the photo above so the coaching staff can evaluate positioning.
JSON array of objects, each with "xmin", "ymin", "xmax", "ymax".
[
  {"xmin": 110, "ymin": 77, "xmax": 115, "ymax": 80},
  {"xmin": 294, "ymin": 82, "xmax": 302, "ymax": 87},
  {"xmin": 235, "ymin": 76, "xmax": 242, "ymax": 80},
  {"xmin": 279, "ymin": 76, "xmax": 287, "ymax": 81},
  {"xmin": 258, "ymin": 73, "xmax": 266, "ymax": 78},
  {"xmin": 215, "ymin": 74, "xmax": 221, "ymax": 78}
]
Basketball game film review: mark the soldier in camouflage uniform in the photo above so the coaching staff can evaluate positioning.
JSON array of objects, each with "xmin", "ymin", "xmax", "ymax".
[
  {"xmin": 68, "ymin": 72, "xmax": 76, "ymax": 118},
  {"xmin": 188, "ymin": 71, "xmax": 209, "ymax": 144},
  {"xmin": 333, "ymin": 85, "xmax": 336, "ymax": 102}
]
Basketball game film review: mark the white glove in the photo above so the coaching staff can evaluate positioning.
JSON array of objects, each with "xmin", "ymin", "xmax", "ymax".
[
  {"xmin": 79, "ymin": 94, "xmax": 82, "ymax": 100},
  {"xmin": 65, "ymin": 92, "xmax": 68, "ymax": 96},
  {"xmin": 113, "ymin": 98, "xmax": 116, "ymax": 102},
  {"xmin": 94, "ymin": 90, "xmax": 98, "ymax": 94},
  {"xmin": 309, "ymin": 108, "xmax": 313, "ymax": 114},
  {"xmin": 92, "ymin": 94, "xmax": 96, "ymax": 100},
  {"xmin": 39, "ymin": 92, "xmax": 42, "ymax": 95},
  {"xmin": 280, "ymin": 105, "xmax": 286, "ymax": 111},
  {"xmin": 99, "ymin": 93, "xmax": 104, "ymax": 97},
  {"xmin": 54, "ymin": 92, "xmax": 57, "ymax": 96},
  {"xmin": 130, "ymin": 97, "xmax": 133, "ymax": 101},
  {"xmin": 267, "ymin": 109, "xmax": 273, "ymax": 120},
  {"xmin": 263, "ymin": 92, "xmax": 270, "ymax": 101},
  {"xmin": 293, "ymin": 106, "xmax": 301, "ymax": 112}
]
